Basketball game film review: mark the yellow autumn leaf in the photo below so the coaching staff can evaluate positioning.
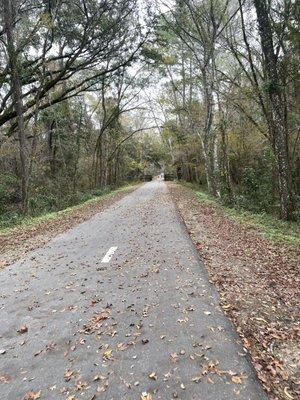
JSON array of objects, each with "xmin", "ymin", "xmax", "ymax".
[{"xmin": 103, "ymin": 349, "xmax": 113, "ymax": 360}]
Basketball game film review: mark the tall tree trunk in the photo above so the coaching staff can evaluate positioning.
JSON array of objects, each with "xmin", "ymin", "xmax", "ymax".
[
  {"xmin": 220, "ymin": 119, "xmax": 233, "ymax": 203},
  {"xmin": 47, "ymin": 120, "xmax": 57, "ymax": 176},
  {"xmin": 202, "ymin": 141, "xmax": 215, "ymax": 194},
  {"xmin": 253, "ymin": 0, "xmax": 293, "ymax": 220},
  {"xmin": 3, "ymin": 0, "xmax": 28, "ymax": 212},
  {"xmin": 201, "ymin": 68, "xmax": 219, "ymax": 197}
]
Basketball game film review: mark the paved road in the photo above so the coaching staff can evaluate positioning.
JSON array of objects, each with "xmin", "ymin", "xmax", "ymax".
[{"xmin": 0, "ymin": 181, "xmax": 267, "ymax": 400}]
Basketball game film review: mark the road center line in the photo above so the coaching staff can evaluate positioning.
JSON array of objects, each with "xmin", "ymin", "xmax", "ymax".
[{"xmin": 101, "ymin": 246, "xmax": 118, "ymax": 263}]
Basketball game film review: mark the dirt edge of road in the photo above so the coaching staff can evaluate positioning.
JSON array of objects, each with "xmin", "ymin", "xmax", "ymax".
[
  {"xmin": 0, "ymin": 184, "xmax": 139, "ymax": 269},
  {"xmin": 168, "ymin": 182, "xmax": 299, "ymax": 400}
]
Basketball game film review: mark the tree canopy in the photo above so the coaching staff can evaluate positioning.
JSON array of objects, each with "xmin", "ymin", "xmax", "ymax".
[{"xmin": 0, "ymin": 0, "xmax": 299, "ymax": 222}]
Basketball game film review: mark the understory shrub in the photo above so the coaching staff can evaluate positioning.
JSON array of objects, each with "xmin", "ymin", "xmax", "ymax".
[{"xmin": 233, "ymin": 153, "xmax": 278, "ymax": 213}]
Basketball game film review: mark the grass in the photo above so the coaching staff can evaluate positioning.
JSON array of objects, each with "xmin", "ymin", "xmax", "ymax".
[
  {"xmin": 223, "ymin": 205, "xmax": 300, "ymax": 246},
  {"xmin": 0, "ymin": 183, "xmax": 137, "ymax": 237},
  {"xmin": 182, "ymin": 182, "xmax": 300, "ymax": 247}
]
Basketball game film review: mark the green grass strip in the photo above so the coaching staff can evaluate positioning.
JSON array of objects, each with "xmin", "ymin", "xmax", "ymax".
[{"xmin": 183, "ymin": 182, "xmax": 300, "ymax": 247}]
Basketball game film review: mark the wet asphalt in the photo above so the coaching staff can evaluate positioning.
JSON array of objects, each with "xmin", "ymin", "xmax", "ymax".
[{"xmin": 0, "ymin": 180, "xmax": 267, "ymax": 400}]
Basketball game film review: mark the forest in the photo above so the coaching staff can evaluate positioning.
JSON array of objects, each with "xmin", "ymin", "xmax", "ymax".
[
  {"xmin": 0, "ymin": 0, "xmax": 299, "ymax": 227},
  {"xmin": 0, "ymin": 2, "xmax": 299, "ymax": 400}
]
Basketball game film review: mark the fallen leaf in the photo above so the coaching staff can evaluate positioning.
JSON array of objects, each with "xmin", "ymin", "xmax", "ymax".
[
  {"xmin": 231, "ymin": 375, "xmax": 243, "ymax": 384},
  {"xmin": 141, "ymin": 392, "xmax": 152, "ymax": 400},
  {"xmin": 23, "ymin": 391, "xmax": 41, "ymax": 400},
  {"xmin": 64, "ymin": 370, "xmax": 74, "ymax": 381},
  {"xmin": 284, "ymin": 387, "xmax": 294, "ymax": 400},
  {"xmin": 93, "ymin": 374, "xmax": 106, "ymax": 381},
  {"xmin": 103, "ymin": 349, "xmax": 113, "ymax": 360},
  {"xmin": 191, "ymin": 375, "xmax": 201, "ymax": 383},
  {"xmin": 0, "ymin": 375, "xmax": 10, "ymax": 383},
  {"xmin": 97, "ymin": 381, "xmax": 108, "ymax": 392},
  {"xmin": 18, "ymin": 325, "xmax": 28, "ymax": 334},
  {"xmin": 148, "ymin": 372, "xmax": 157, "ymax": 380}
]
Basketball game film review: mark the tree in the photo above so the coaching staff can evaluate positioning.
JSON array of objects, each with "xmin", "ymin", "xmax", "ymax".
[
  {"xmin": 2, "ymin": 0, "xmax": 28, "ymax": 211},
  {"xmin": 0, "ymin": 0, "xmax": 146, "ymax": 215},
  {"xmin": 0, "ymin": 0, "xmax": 144, "ymax": 130},
  {"xmin": 253, "ymin": 0, "xmax": 293, "ymax": 219},
  {"xmin": 159, "ymin": 0, "xmax": 234, "ymax": 197}
]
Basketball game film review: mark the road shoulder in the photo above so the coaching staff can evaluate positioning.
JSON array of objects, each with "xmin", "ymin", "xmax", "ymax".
[{"xmin": 168, "ymin": 182, "xmax": 299, "ymax": 400}]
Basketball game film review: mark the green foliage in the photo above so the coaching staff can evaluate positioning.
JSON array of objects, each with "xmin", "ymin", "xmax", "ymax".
[
  {"xmin": 219, "ymin": 173, "xmax": 233, "ymax": 205},
  {"xmin": 0, "ymin": 183, "xmax": 135, "ymax": 231},
  {"xmin": 27, "ymin": 186, "xmax": 112, "ymax": 217},
  {"xmin": 0, "ymin": 173, "xmax": 20, "ymax": 210},
  {"xmin": 262, "ymin": 80, "xmax": 283, "ymax": 94},
  {"xmin": 141, "ymin": 46, "xmax": 164, "ymax": 65},
  {"xmin": 0, "ymin": 172, "xmax": 23, "ymax": 228},
  {"xmin": 28, "ymin": 193, "xmax": 58, "ymax": 215},
  {"xmin": 234, "ymin": 153, "xmax": 278, "ymax": 213},
  {"xmin": 0, "ymin": 210, "xmax": 23, "ymax": 229}
]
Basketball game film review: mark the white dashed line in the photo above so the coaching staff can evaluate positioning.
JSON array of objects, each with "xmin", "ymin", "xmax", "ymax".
[{"xmin": 101, "ymin": 246, "xmax": 118, "ymax": 263}]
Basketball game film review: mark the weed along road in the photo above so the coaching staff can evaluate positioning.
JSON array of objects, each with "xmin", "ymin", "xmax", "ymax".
[{"xmin": 0, "ymin": 181, "xmax": 267, "ymax": 400}]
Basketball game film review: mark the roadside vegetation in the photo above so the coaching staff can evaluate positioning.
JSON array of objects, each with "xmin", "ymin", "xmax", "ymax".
[
  {"xmin": 144, "ymin": 0, "xmax": 299, "ymax": 223},
  {"xmin": 0, "ymin": 183, "xmax": 138, "ymax": 233},
  {"xmin": 184, "ymin": 182, "xmax": 300, "ymax": 247},
  {"xmin": 0, "ymin": 0, "xmax": 162, "ymax": 227},
  {"xmin": 0, "ymin": 1, "xmax": 299, "ymax": 226},
  {"xmin": 171, "ymin": 182, "xmax": 300, "ymax": 400},
  {"xmin": 0, "ymin": 184, "xmax": 138, "ymax": 269}
]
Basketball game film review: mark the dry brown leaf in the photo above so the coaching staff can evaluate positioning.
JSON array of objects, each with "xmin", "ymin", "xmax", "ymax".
[
  {"xmin": 23, "ymin": 391, "xmax": 41, "ymax": 400},
  {"xmin": 0, "ymin": 375, "xmax": 10, "ymax": 383},
  {"xmin": 18, "ymin": 325, "xmax": 28, "ymax": 334},
  {"xmin": 117, "ymin": 342, "xmax": 127, "ymax": 351},
  {"xmin": 97, "ymin": 381, "xmax": 108, "ymax": 392},
  {"xmin": 148, "ymin": 372, "xmax": 157, "ymax": 380},
  {"xmin": 231, "ymin": 375, "xmax": 243, "ymax": 384},
  {"xmin": 191, "ymin": 375, "xmax": 201, "ymax": 383},
  {"xmin": 64, "ymin": 370, "xmax": 74, "ymax": 381}
]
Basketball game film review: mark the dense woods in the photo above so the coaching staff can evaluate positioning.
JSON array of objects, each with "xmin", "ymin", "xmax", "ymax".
[
  {"xmin": 149, "ymin": 0, "xmax": 299, "ymax": 220},
  {"xmin": 0, "ymin": 0, "xmax": 158, "ymax": 225},
  {"xmin": 0, "ymin": 0, "xmax": 299, "ymax": 225}
]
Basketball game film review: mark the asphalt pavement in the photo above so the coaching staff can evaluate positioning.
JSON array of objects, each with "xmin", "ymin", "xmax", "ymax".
[{"xmin": 0, "ymin": 180, "xmax": 267, "ymax": 399}]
